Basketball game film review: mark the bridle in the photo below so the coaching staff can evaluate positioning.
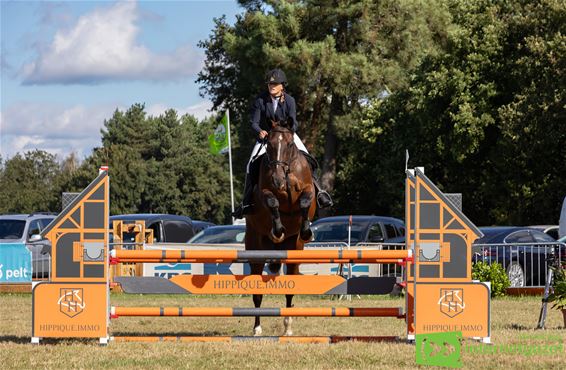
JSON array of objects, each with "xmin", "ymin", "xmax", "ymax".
[{"xmin": 264, "ymin": 126, "xmax": 296, "ymax": 208}]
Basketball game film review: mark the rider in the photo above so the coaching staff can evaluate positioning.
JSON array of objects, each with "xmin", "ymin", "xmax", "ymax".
[{"xmin": 232, "ymin": 68, "xmax": 333, "ymax": 219}]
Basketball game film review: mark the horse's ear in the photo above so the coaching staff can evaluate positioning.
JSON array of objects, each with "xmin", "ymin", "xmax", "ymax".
[
  {"xmin": 286, "ymin": 117, "xmax": 294, "ymax": 130},
  {"xmin": 271, "ymin": 119, "xmax": 277, "ymax": 128}
]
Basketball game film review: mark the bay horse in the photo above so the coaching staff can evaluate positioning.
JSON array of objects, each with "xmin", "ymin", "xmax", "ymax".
[{"xmin": 244, "ymin": 121, "xmax": 317, "ymax": 336}]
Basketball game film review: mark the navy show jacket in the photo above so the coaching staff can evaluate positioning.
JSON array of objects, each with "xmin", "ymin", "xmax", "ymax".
[{"xmin": 250, "ymin": 91, "xmax": 299, "ymax": 139}]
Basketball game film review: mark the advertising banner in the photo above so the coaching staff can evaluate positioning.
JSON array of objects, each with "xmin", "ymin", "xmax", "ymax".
[{"xmin": 0, "ymin": 243, "xmax": 32, "ymax": 283}]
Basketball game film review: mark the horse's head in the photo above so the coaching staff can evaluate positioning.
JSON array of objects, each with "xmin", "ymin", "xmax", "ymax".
[{"xmin": 264, "ymin": 126, "xmax": 296, "ymax": 191}]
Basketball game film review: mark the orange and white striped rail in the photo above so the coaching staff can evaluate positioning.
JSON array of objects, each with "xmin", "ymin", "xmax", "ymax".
[
  {"xmin": 109, "ymin": 249, "xmax": 412, "ymax": 264},
  {"xmin": 110, "ymin": 306, "xmax": 404, "ymax": 318}
]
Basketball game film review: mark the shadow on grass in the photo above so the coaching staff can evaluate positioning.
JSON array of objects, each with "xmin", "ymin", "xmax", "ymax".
[
  {"xmin": 0, "ymin": 336, "xmax": 31, "ymax": 344},
  {"xmin": 504, "ymin": 323, "xmax": 532, "ymax": 330},
  {"xmin": 0, "ymin": 336, "xmax": 98, "ymax": 345},
  {"xmin": 1, "ymin": 332, "xmax": 227, "ymax": 344},
  {"xmin": 112, "ymin": 330, "xmax": 225, "ymax": 337}
]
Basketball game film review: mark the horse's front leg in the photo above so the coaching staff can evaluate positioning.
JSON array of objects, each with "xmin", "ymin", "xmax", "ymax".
[
  {"xmin": 299, "ymin": 187, "xmax": 315, "ymax": 242},
  {"xmin": 283, "ymin": 264, "xmax": 299, "ymax": 336},
  {"xmin": 262, "ymin": 190, "xmax": 285, "ymax": 243},
  {"xmin": 250, "ymin": 263, "xmax": 264, "ymax": 336}
]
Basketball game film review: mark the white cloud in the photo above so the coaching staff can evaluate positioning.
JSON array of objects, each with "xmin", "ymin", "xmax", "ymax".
[
  {"xmin": 22, "ymin": 1, "xmax": 201, "ymax": 85},
  {"xmin": 0, "ymin": 100, "xmax": 214, "ymax": 160},
  {"xmin": 146, "ymin": 101, "xmax": 214, "ymax": 121},
  {"xmin": 0, "ymin": 102, "xmax": 117, "ymax": 160},
  {"xmin": 179, "ymin": 100, "xmax": 214, "ymax": 120}
]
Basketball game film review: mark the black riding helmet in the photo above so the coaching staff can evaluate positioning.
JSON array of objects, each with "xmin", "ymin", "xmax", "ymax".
[{"xmin": 266, "ymin": 68, "xmax": 287, "ymax": 85}]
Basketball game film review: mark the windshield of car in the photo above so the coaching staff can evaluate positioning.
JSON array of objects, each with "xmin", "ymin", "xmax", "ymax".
[
  {"xmin": 189, "ymin": 227, "xmax": 245, "ymax": 244},
  {"xmin": 311, "ymin": 221, "xmax": 366, "ymax": 243},
  {"xmin": 531, "ymin": 230, "xmax": 556, "ymax": 242},
  {"xmin": 0, "ymin": 220, "xmax": 26, "ymax": 239},
  {"xmin": 476, "ymin": 228, "xmax": 515, "ymax": 244}
]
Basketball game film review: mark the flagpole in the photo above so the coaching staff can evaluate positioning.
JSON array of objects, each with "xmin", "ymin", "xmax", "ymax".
[{"xmin": 226, "ymin": 109, "xmax": 235, "ymax": 224}]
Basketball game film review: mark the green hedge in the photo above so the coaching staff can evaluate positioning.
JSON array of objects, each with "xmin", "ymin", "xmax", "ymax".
[{"xmin": 472, "ymin": 262, "xmax": 511, "ymax": 298}]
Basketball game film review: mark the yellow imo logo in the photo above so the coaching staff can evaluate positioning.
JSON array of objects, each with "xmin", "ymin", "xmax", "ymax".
[
  {"xmin": 58, "ymin": 288, "xmax": 85, "ymax": 318},
  {"xmin": 438, "ymin": 289, "xmax": 465, "ymax": 318}
]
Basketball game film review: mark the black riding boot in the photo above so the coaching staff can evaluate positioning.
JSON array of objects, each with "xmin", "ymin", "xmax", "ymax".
[
  {"xmin": 301, "ymin": 151, "xmax": 333, "ymax": 209},
  {"xmin": 313, "ymin": 179, "xmax": 333, "ymax": 209},
  {"xmin": 232, "ymin": 174, "xmax": 254, "ymax": 219}
]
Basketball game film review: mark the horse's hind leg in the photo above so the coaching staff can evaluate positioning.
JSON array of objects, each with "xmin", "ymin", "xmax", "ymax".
[
  {"xmin": 250, "ymin": 263, "xmax": 264, "ymax": 336},
  {"xmin": 299, "ymin": 189, "xmax": 315, "ymax": 241},
  {"xmin": 283, "ymin": 264, "xmax": 299, "ymax": 336}
]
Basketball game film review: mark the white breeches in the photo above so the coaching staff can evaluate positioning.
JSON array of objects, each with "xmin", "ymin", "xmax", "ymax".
[{"xmin": 247, "ymin": 133, "xmax": 308, "ymax": 173}]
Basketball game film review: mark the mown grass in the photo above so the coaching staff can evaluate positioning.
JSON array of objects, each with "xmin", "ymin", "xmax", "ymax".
[{"xmin": 0, "ymin": 293, "xmax": 564, "ymax": 369}]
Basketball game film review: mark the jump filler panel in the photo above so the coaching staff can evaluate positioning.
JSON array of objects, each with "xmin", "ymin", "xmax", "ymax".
[
  {"xmin": 32, "ymin": 170, "xmax": 109, "ymax": 343},
  {"xmin": 406, "ymin": 168, "xmax": 490, "ymax": 342}
]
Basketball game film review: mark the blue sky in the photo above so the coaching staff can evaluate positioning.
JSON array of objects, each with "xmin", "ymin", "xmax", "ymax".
[{"xmin": 1, "ymin": 0, "xmax": 241, "ymax": 160}]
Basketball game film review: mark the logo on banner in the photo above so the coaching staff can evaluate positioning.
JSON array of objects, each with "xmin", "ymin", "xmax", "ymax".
[
  {"xmin": 438, "ymin": 289, "xmax": 465, "ymax": 318},
  {"xmin": 416, "ymin": 331, "xmax": 462, "ymax": 368},
  {"xmin": 58, "ymin": 288, "xmax": 85, "ymax": 318}
]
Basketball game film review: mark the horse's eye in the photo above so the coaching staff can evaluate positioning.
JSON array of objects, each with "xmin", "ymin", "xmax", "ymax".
[{"xmin": 288, "ymin": 143, "xmax": 293, "ymax": 148}]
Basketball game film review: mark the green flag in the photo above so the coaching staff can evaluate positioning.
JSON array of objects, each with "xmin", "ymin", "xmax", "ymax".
[{"xmin": 208, "ymin": 112, "xmax": 229, "ymax": 155}]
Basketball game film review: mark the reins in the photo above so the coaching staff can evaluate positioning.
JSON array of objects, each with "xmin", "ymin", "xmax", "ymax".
[{"xmin": 264, "ymin": 126, "xmax": 297, "ymax": 209}]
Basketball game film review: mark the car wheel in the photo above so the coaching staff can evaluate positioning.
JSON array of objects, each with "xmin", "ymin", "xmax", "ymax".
[{"xmin": 506, "ymin": 262, "xmax": 525, "ymax": 287}]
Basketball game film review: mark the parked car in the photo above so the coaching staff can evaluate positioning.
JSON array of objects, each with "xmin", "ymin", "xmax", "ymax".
[
  {"xmin": 192, "ymin": 220, "xmax": 216, "ymax": 234},
  {"xmin": 472, "ymin": 227, "xmax": 557, "ymax": 287},
  {"xmin": 0, "ymin": 213, "xmax": 57, "ymax": 277},
  {"xmin": 528, "ymin": 225, "xmax": 559, "ymax": 240},
  {"xmin": 109, "ymin": 214, "xmax": 196, "ymax": 245},
  {"xmin": 310, "ymin": 215, "xmax": 405, "ymax": 245},
  {"xmin": 188, "ymin": 225, "xmax": 246, "ymax": 244}
]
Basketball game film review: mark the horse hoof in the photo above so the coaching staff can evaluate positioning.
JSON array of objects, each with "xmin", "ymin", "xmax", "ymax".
[
  {"xmin": 300, "ymin": 229, "xmax": 313, "ymax": 242},
  {"xmin": 270, "ymin": 230, "xmax": 285, "ymax": 243},
  {"xmin": 268, "ymin": 263, "xmax": 282, "ymax": 274},
  {"xmin": 253, "ymin": 326, "xmax": 263, "ymax": 336}
]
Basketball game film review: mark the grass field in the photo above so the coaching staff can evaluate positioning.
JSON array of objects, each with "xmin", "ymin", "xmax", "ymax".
[{"xmin": 0, "ymin": 293, "xmax": 564, "ymax": 369}]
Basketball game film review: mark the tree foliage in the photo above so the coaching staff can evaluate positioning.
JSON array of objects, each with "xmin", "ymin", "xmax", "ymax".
[
  {"xmin": 0, "ymin": 150, "xmax": 64, "ymax": 213},
  {"xmin": 197, "ymin": 0, "xmax": 450, "ymax": 215},
  {"xmin": 340, "ymin": 0, "xmax": 566, "ymax": 224},
  {"xmin": 0, "ymin": 106, "xmax": 232, "ymax": 223},
  {"xmin": 85, "ymin": 104, "xmax": 232, "ymax": 223},
  {"xmin": 2, "ymin": 0, "xmax": 563, "ymax": 226}
]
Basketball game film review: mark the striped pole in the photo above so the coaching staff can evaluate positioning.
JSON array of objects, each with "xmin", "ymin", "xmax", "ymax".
[
  {"xmin": 111, "ymin": 306, "xmax": 404, "ymax": 318},
  {"xmin": 110, "ymin": 249, "xmax": 411, "ymax": 264},
  {"xmin": 110, "ymin": 258, "xmax": 407, "ymax": 264},
  {"xmin": 111, "ymin": 336, "xmax": 400, "ymax": 344}
]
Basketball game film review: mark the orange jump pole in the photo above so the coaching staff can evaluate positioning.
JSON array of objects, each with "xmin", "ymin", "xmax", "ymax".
[
  {"xmin": 111, "ymin": 336, "xmax": 400, "ymax": 344},
  {"xmin": 111, "ymin": 306, "xmax": 404, "ymax": 318},
  {"xmin": 110, "ymin": 249, "xmax": 411, "ymax": 263},
  {"xmin": 110, "ymin": 258, "xmax": 407, "ymax": 264}
]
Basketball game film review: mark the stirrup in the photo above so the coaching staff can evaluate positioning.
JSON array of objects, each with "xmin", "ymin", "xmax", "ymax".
[
  {"xmin": 242, "ymin": 204, "xmax": 253, "ymax": 215},
  {"xmin": 232, "ymin": 204, "xmax": 253, "ymax": 219},
  {"xmin": 317, "ymin": 190, "xmax": 333, "ymax": 209},
  {"xmin": 231, "ymin": 205, "xmax": 244, "ymax": 219}
]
